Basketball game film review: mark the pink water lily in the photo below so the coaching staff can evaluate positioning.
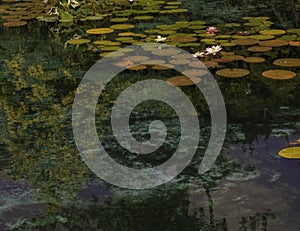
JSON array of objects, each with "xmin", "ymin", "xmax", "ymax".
[{"xmin": 206, "ymin": 26, "xmax": 218, "ymax": 34}]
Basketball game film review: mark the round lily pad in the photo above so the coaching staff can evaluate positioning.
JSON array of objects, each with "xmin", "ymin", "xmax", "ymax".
[
  {"xmin": 169, "ymin": 59, "xmax": 190, "ymax": 65},
  {"xmin": 182, "ymin": 69, "xmax": 208, "ymax": 77},
  {"xmin": 100, "ymin": 46, "xmax": 120, "ymax": 51},
  {"xmin": 249, "ymin": 34, "xmax": 275, "ymax": 40},
  {"xmin": 259, "ymin": 39, "xmax": 289, "ymax": 47},
  {"xmin": 134, "ymin": 15, "xmax": 154, "ymax": 20},
  {"xmin": 152, "ymin": 64, "xmax": 174, "ymax": 70},
  {"xmin": 216, "ymin": 68, "xmax": 250, "ymax": 78},
  {"xmin": 110, "ymin": 17, "xmax": 128, "ymax": 23},
  {"xmin": 247, "ymin": 45, "xmax": 272, "ymax": 52},
  {"xmin": 273, "ymin": 58, "xmax": 300, "ymax": 67},
  {"xmin": 289, "ymin": 41, "xmax": 300, "ymax": 47},
  {"xmin": 151, "ymin": 48, "xmax": 181, "ymax": 56},
  {"xmin": 67, "ymin": 39, "xmax": 91, "ymax": 45},
  {"xmin": 3, "ymin": 20, "xmax": 27, "ymax": 27},
  {"xmin": 167, "ymin": 76, "xmax": 201, "ymax": 87},
  {"xmin": 232, "ymin": 39, "xmax": 259, "ymax": 46},
  {"xmin": 259, "ymin": 29, "xmax": 286, "ymax": 35},
  {"xmin": 110, "ymin": 24, "xmax": 135, "ymax": 30},
  {"xmin": 262, "ymin": 70, "xmax": 296, "ymax": 79},
  {"xmin": 100, "ymin": 51, "xmax": 124, "ymax": 58},
  {"xmin": 278, "ymin": 147, "xmax": 300, "ymax": 158},
  {"xmin": 127, "ymin": 65, "xmax": 148, "ymax": 71},
  {"xmin": 86, "ymin": 28, "xmax": 114, "ymax": 34},
  {"xmin": 123, "ymin": 55, "xmax": 149, "ymax": 62},
  {"xmin": 243, "ymin": 57, "xmax": 265, "ymax": 63},
  {"xmin": 170, "ymin": 35, "xmax": 197, "ymax": 43},
  {"xmin": 142, "ymin": 59, "xmax": 166, "ymax": 65},
  {"xmin": 202, "ymin": 60, "xmax": 219, "ymax": 68},
  {"xmin": 93, "ymin": 40, "xmax": 121, "ymax": 46}
]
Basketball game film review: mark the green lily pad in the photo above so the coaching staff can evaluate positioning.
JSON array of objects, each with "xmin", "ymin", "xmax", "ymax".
[{"xmin": 67, "ymin": 39, "xmax": 91, "ymax": 45}]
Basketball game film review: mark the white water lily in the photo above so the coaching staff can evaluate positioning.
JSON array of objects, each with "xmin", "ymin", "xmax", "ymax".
[
  {"xmin": 193, "ymin": 51, "xmax": 205, "ymax": 58},
  {"xmin": 47, "ymin": 7, "xmax": 59, "ymax": 15},
  {"xmin": 155, "ymin": 35, "xmax": 167, "ymax": 42},
  {"xmin": 68, "ymin": 0, "xmax": 80, "ymax": 8},
  {"xmin": 205, "ymin": 45, "xmax": 222, "ymax": 55}
]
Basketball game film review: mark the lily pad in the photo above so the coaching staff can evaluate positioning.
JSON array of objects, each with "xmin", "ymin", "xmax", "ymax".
[
  {"xmin": 232, "ymin": 39, "xmax": 259, "ymax": 46},
  {"xmin": 110, "ymin": 24, "xmax": 135, "ymax": 30},
  {"xmin": 262, "ymin": 70, "xmax": 296, "ymax": 80},
  {"xmin": 289, "ymin": 41, "xmax": 300, "ymax": 47},
  {"xmin": 249, "ymin": 34, "xmax": 275, "ymax": 40},
  {"xmin": 93, "ymin": 40, "xmax": 121, "ymax": 46},
  {"xmin": 123, "ymin": 55, "xmax": 149, "ymax": 62},
  {"xmin": 100, "ymin": 46, "xmax": 120, "ymax": 51},
  {"xmin": 86, "ymin": 28, "xmax": 114, "ymax": 34},
  {"xmin": 243, "ymin": 57, "xmax": 265, "ymax": 63},
  {"xmin": 247, "ymin": 45, "xmax": 272, "ymax": 52},
  {"xmin": 167, "ymin": 76, "xmax": 201, "ymax": 87},
  {"xmin": 259, "ymin": 29, "xmax": 286, "ymax": 35},
  {"xmin": 152, "ymin": 64, "xmax": 174, "ymax": 70},
  {"xmin": 278, "ymin": 147, "xmax": 300, "ymax": 158},
  {"xmin": 273, "ymin": 58, "xmax": 300, "ymax": 67},
  {"xmin": 110, "ymin": 17, "xmax": 128, "ymax": 23},
  {"xmin": 151, "ymin": 48, "xmax": 181, "ymax": 56},
  {"xmin": 170, "ymin": 35, "xmax": 197, "ymax": 43},
  {"xmin": 182, "ymin": 69, "xmax": 208, "ymax": 77},
  {"xmin": 259, "ymin": 39, "xmax": 289, "ymax": 47},
  {"xmin": 134, "ymin": 15, "xmax": 154, "ymax": 20},
  {"xmin": 127, "ymin": 65, "xmax": 148, "ymax": 71},
  {"xmin": 169, "ymin": 59, "xmax": 190, "ymax": 65},
  {"xmin": 67, "ymin": 39, "xmax": 91, "ymax": 45},
  {"xmin": 216, "ymin": 68, "xmax": 250, "ymax": 78},
  {"xmin": 3, "ymin": 20, "xmax": 27, "ymax": 27}
]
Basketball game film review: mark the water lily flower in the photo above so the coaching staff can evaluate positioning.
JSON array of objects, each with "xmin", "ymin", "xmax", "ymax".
[
  {"xmin": 128, "ymin": 0, "xmax": 134, "ymax": 4},
  {"xmin": 193, "ymin": 52, "xmax": 205, "ymax": 58},
  {"xmin": 47, "ymin": 7, "xmax": 59, "ymax": 16},
  {"xmin": 68, "ymin": 0, "xmax": 80, "ymax": 8},
  {"xmin": 205, "ymin": 45, "xmax": 222, "ymax": 55},
  {"xmin": 206, "ymin": 26, "xmax": 218, "ymax": 34},
  {"xmin": 155, "ymin": 35, "xmax": 167, "ymax": 42}
]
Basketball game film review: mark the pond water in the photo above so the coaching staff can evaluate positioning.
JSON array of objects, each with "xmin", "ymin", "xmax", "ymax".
[{"xmin": 0, "ymin": 0, "xmax": 300, "ymax": 230}]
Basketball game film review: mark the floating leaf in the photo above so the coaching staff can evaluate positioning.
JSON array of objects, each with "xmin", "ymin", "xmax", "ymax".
[
  {"xmin": 247, "ymin": 45, "xmax": 272, "ymax": 52},
  {"xmin": 182, "ymin": 69, "xmax": 208, "ymax": 77},
  {"xmin": 3, "ymin": 20, "xmax": 27, "ymax": 27},
  {"xmin": 243, "ymin": 57, "xmax": 265, "ymax": 63},
  {"xmin": 289, "ymin": 41, "xmax": 300, "ymax": 47},
  {"xmin": 259, "ymin": 39, "xmax": 289, "ymax": 47},
  {"xmin": 273, "ymin": 58, "xmax": 300, "ymax": 67},
  {"xmin": 170, "ymin": 35, "xmax": 197, "ymax": 43},
  {"xmin": 127, "ymin": 65, "xmax": 148, "ymax": 71},
  {"xmin": 216, "ymin": 68, "xmax": 249, "ymax": 78},
  {"xmin": 232, "ymin": 39, "xmax": 259, "ymax": 46},
  {"xmin": 152, "ymin": 64, "xmax": 174, "ymax": 70},
  {"xmin": 259, "ymin": 29, "xmax": 286, "ymax": 35},
  {"xmin": 167, "ymin": 76, "xmax": 201, "ymax": 87},
  {"xmin": 93, "ymin": 40, "xmax": 121, "ymax": 46},
  {"xmin": 67, "ymin": 39, "xmax": 91, "ymax": 45},
  {"xmin": 249, "ymin": 34, "xmax": 275, "ymax": 40},
  {"xmin": 151, "ymin": 48, "xmax": 181, "ymax": 56},
  {"xmin": 278, "ymin": 147, "xmax": 300, "ymax": 159},
  {"xmin": 134, "ymin": 15, "xmax": 154, "ymax": 20},
  {"xmin": 100, "ymin": 46, "xmax": 120, "ymax": 51},
  {"xmin": 169, "ymin": 59, "xmax": 190, "ymax": 65},
  {"xmin": 110, "ymin": 24, "xmax": 135, "ymax": 30},
  {"xmin": 86, "ymin": 28, "xmax": 114, "ymax": 34},
  {"xmin": 123, "ymin": 56, "xmax": 149, "ymax": 62},
  {"xmin": 110, "ymin": 17, "xmax": 128, "ymax": 23},
  {"xmin": 262, "ymin": 70, "xmax": 296, "ymax": 80}
]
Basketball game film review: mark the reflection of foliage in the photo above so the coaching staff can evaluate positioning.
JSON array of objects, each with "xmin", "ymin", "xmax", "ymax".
[
  {"xmin": 1, "ymin": 53, "xmax": 89, "ymax": 207},
  {"xmin": 12, "ymin": 183, "xmax": 275, "ymax": 231}
]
